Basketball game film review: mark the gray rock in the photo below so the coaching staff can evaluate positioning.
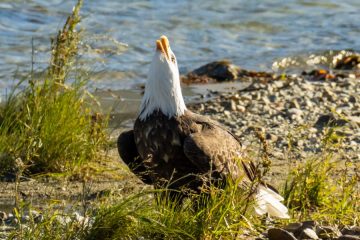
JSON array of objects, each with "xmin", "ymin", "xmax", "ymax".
[
  {"xmin": 190, "ymin": 61, "xmax": 240, "ymax": 81},
  {"xmin": 288, "ymin": 221, "xmax": 317, "ymax": 238},
  {"xmin": 273, "ymin": 81, "xmax": 285, "ymax": 89},
  {"xmin": 299, "ymin": 228, "xmax": 319, "ymax": 239},
  {"xmin": 268, "ymin": 228, "xmax": 297, "ymax": 240},
  {"xmin": 269, "ymin": 95, "xmax": 277, "ymax": 103},
  {"xmin": 305, "ymin": 98, "xmax": 314, "ymax": 108},
  {"xmin": 237, "ymin": 105, "xmax": 246, "ymax": 112},
  {"xmin": 287, "ymin": 108, "xmax": 303, "ymax": 116}
]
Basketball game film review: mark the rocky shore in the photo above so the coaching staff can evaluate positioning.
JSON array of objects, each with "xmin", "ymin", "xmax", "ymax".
[
  {"xmin": 186, "ymin": 58, "xmax": 360, "ymax": 239},
  {"xmin": 1, "ymin": 54, "xmax": 359, "ymax": 239},
  {"xmin": 188, "ymin": 63, "xmax": 360, "ymax": 181}
]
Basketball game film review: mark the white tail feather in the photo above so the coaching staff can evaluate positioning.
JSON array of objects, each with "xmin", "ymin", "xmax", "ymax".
[{"xmin": 254, "ymin": 185, "xmax": 290, "ymax": 219}]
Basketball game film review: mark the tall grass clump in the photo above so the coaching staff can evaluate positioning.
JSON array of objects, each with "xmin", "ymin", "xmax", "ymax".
[
  {"xmin": 283, "ymin": 127, "xmax": 359, "ymax": 225},
  {"xmin": 87, "ymin": 176, "xmax": 262, "ymax": 240},
  {"xmin": 0, "ymin": 0, "xmax": 107, "ymax": 175}
]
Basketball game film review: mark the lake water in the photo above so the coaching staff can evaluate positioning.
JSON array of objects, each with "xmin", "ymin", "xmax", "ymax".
[{"xmin": 1, "ymin": 0, "xmax": 360, "ymax": 92}]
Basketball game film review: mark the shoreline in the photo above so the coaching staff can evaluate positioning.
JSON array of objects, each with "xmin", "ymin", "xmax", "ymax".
[
  {"xmin": 1, "ymin": 61, "xmax": 359, "ymax": 206},
  {"xmin": 1, "ymin": 61, "xmax": 359, "ymax": 239}
]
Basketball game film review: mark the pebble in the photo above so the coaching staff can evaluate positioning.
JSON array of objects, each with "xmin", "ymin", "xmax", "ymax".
[
  {"xmin": 299, "ymin": 228, "xmax": 319, "ymax": 239},
  {"xmin": 287, "ymin": 108, "xmax": 303, "ymax": 116},
  {"xmin": 224, "ymin": 110, "xmax": 231, "ymax": 117}
]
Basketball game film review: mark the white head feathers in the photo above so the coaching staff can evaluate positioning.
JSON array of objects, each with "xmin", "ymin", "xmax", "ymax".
[{"xmin": 139, "ymin": 36, "xmax": 187, "ymax": 121}]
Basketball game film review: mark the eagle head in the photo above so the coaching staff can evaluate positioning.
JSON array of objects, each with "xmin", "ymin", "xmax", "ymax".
[
  {"xmin": 150, "ymin": 35, "xmax": 179, "ymax": 85},
  {"xmin": 139, "ymin": 35, "xmax": 186, "ymax": 120}
]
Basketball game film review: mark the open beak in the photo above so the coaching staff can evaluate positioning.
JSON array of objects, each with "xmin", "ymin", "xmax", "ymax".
[{"xmin": 156, "ymin": 35, "xmax": 170, "ymax": 60}]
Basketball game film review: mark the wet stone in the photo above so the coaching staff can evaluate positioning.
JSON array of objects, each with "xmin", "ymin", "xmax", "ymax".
[
  {"xmin": 188, "ymin": 61, "xmax": 240, "ymax": 82},
  {"xmin": 299, "ymin": 228, "xmax": 319, "ymax": 239},
  {"xmin": 268, "ymin": 228, "xmax": 297, "ymax": 240}
]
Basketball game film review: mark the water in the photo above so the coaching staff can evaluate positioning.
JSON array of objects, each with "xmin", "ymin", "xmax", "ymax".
[{"xmin": 1, "ymin": 0, "xmax": 360, "ymax": 92}]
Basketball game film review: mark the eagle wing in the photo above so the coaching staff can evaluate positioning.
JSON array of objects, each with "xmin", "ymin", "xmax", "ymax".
[
  {"xmin": 183, "ymin": 112, "xmax": 254, "ymax": 185},
  {"xmin": 117, "ymin": 130, "xmax": 153, "ymax": 184}
]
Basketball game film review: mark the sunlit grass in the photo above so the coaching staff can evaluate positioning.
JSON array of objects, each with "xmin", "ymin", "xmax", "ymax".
[
  {"xmin": 0, "ymin": 0, "xmax": 108, "ymax": 176},
  {"xmin": 283, "ymin": 125, "xmax": 359, "ymax": 226},
  {"xmin": 283, "ymin": 152, "xmax": 359, "ymax": 226},
  {"xmin": 4, "ymin": 126, "xmax": 359, "ymax": 239},
  {"xmin": 87, "ymin": 179, "xmax": 261, "ymax": 240}
]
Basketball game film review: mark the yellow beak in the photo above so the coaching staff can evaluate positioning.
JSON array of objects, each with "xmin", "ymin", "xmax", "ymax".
[{"xmin": 156, "ymin": 35, "xmax": 170, "ymax": 60}]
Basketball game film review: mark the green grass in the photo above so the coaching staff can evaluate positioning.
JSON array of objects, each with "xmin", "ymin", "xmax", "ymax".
[
  {"xmin": 3, "ymin": 127, "xmax": 359, "ymax": 239},
  {"xmin": 283, "ymin": 152, "xmax": 359, "ymax": 226},
  {"xmin": 87, "ymin": 179, "xmax": 262, "ymax": 240},
  {"xmin": 282, "ymin": 125, "xmax": 359, "ymax": 226},
  {"xmin": 0, "ymin": 0, "xmax": 107, "ymax": 176}
]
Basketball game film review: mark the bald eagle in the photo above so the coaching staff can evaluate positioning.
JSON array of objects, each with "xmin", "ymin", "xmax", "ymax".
[{"xmin": 118, "ymin": 36, "xmax": 289, "ymax": 218}]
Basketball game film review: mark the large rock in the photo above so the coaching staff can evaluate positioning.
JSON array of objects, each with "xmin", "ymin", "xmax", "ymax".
[{"xmin": 182, "ymin": 61, "xmax": 241, "ymax": 83}]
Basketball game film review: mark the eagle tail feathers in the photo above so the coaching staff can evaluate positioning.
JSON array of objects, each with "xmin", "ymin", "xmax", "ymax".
[{"xmin": 254, "ymin": 185, "xmax": 290, "ymax": 219}]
